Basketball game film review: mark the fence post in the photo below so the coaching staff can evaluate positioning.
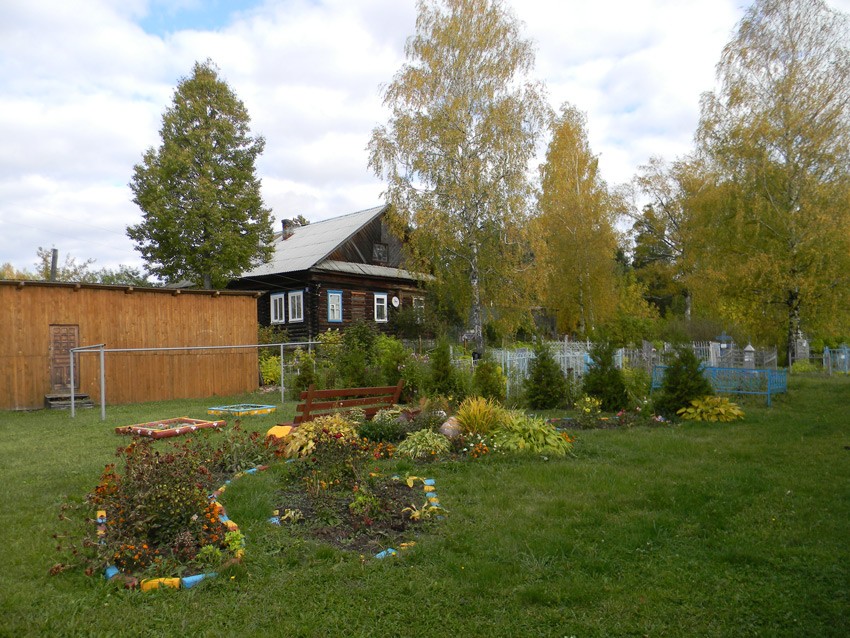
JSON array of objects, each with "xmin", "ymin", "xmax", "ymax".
[
  {"xmin": 99, "ymin": 345, "xmax": 106, "ymax": 421},
  {"xmin": 70, "ymin": 349, "xmax": 76, "ymax": 418},
  {"xmin": 280, "ymin": 344, "xmax": 286, "ymax": 406}
]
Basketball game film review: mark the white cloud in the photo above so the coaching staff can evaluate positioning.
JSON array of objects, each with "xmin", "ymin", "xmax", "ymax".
[{"xmin": 2, "ymin": 0, "xmax": 849, "ymax": 273}]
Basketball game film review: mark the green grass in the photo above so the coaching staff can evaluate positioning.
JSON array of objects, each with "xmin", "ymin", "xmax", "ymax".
[{"xmin": 1, "ymin": 379, "xmax": 848, "ymax": 636}]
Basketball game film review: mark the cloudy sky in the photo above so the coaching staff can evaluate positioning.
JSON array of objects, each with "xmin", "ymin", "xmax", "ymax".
[{"xmin": 2, "ymin": 0, "xmax": 849, "ymax": 275}]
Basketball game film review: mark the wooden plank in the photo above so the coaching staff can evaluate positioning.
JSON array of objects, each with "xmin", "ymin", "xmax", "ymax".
[{"xmin": 304, "ymin": 383, "xmax": 403, "ymax": 399}]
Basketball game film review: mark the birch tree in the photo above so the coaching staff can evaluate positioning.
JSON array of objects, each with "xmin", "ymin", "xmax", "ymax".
[
  {"xmin": 368, "ymin": 0, "xmax": 547, "ymax": 351},
  {"xmin": 533, "ymin": 104, "xmax": 619, "ymax": 335},
  {"xmin": 696, "ymin": 0, "xmax": 850, "ymax": 357}
]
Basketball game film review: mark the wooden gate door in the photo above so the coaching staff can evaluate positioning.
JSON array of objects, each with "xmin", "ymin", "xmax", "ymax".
[{"xmin": 49, "ymin": 324, "xmax": 79, "ymax": 391}]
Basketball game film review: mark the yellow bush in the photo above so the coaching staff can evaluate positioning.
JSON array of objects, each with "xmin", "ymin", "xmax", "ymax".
[
  {"xmin": 677, "ymin": 396, "xmax": 745, "ymax": 422},
  {"xmin": 283, "ymin": 414, "xmax": 359, "ymax": 458},
  {"xmin": 454, "ymin": 396, "xmax": 509, "ymax": 435}
]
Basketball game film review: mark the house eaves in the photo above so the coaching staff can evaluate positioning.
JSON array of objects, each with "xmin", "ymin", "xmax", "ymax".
[{"xmin": 313, "ymin": 259, "xmax": 432, "ymax": 282}]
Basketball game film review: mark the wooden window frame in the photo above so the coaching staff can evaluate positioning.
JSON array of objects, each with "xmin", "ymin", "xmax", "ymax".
[
  {"xmin": 288, "ymin": 290, "xmax": 304, "ymax": 323},
  {"xmin": 328, "ymin": 290, "xmax": 343, "ymax": 323}
]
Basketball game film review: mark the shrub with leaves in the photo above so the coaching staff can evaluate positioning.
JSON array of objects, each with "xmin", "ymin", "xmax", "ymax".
[
  {"xmin": 428, "ymin": 336, "xmax": 464, "ymax": 400},
  {"xmin": 472, "ymin": 358, "xmax": 507, "ymax": 403},
  {"xmin": 582, "ymin": 341, "xmax": 628, "ymax": 411},
  {"xmin": 677, "ymin": 396, "xmax": 745, "ymax": 422},
  {"xmin": 288, "ymin": 347, "xmax": 317, "ymax": 393},
  {"xmin": 59, "ymin": 438, "xmax": 233, "ymax": 578},
  {"xmin": 187, "ymin": 421, "xmax": 274, "ymax": 476},
  {"xmin": 283, "ymin": 414, "xmax": 359, "ymax": 459},
  {"xmin": 573, "ymin": 395, "xmax": 602, "ymax": 429},
  {"xmin": 259, "ymin": 354, "xmax": 282, "ymax": 386},
  {"xmin": 396, "ymin": 429, "xmax": 451, "ymax": 460},
  {"xmin": 524, "ymin": 340, "xmax": 568, "ymax": 409},
  {"xmin": 339, "ymin": 321, "xmax": 381, "ymax": 387},
  {"xmin": 653, "ymin": 346, "xmax": 714, "ymax": 418},
  {"xmin": 375, "ymin": 334, "xmax": 411, "ymax": 385},
  {"xmin": 358, "ymin": 408, "xmax": 408, "ymax": 442},
  {"xmin": 454, "ymin": 396, "xmax": 508, "ymax": 435},
  {"xmin": 622, "ymin": 365, "xmax": 651, "ymax": 408},
  {"xmin": 493, "ymin": 413, "xmax": 574, "ymax": 456}
]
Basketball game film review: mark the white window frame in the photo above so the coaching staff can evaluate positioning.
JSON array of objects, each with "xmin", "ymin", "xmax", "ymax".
[
  {"xmin": 270, "ymin": 293, "xmax": 286, "ymax": 324},
  {"xmin": 412, "ymin": 296, "xmax": 425, "ymax": 323},
  {"xmin": 374, "ymin": 293, "xmax": 388, "ymax": 323},
  {"xmin": 288, "ymin": 290, "xmax": 304, "ymax": 323},
  {"xmin": 328, "ymin": 290, "xmax": 343, "ymax": 323}
]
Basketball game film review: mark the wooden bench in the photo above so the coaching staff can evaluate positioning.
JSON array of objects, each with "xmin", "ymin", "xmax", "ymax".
[{"xmin": 266, "ymin": 380, "xmax": 405, "ymax": 439}]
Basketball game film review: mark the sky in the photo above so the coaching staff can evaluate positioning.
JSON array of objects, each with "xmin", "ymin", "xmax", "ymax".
[{"xmin": 2, "ymin": 0, "xmax": 849, "ymax": 275}]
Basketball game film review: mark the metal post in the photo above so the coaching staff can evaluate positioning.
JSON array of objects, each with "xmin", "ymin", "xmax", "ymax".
[
  {"xmin": 280, "ymin": 344, "xmax": 286, "ymax": 405},
  {"xmin": 70, "ymin": 350, "xmax": 76, "ymax": 418},
  {"xmin": 99, "ymin": 345, "xmax": 106, "ymax": 421}
]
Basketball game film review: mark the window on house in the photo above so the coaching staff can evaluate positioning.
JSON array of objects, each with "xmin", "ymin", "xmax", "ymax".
[
  {"xmin": 374, "ymin": 293, "xmax": 388, "ymax": 323},
  {"xmin": 372, "ymin": 242, "xmax": 388, "ymax": 263},
  {"xmin": 288, "ymin": 290, "xmax": 304, "ymax": 323},
  {"xmin": 270, "ymin": 293, "xmax": 286, "ymax": 324},
  {"xmin": 328, "ymin": 290, "xmax": 343, "ymax": 323},
  {"xmin": 413, "ymin": 296, "xmax": 425, "ymax": 323}
]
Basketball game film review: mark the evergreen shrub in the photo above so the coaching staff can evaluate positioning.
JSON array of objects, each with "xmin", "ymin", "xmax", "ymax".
[
  {"xmin": 524, "ymin": 340, "xmax": 568, "ymax": 409},
  {"xmin": 472, "ymin": 359, "xmax": 507, "ymax": 403},
  {"xmin": 653, "ymin": 346, "xmax": 714, "ymax": 418},
  {"xmin": 582, "ymin": 341, "xmax": 628, "ymax": 411}
]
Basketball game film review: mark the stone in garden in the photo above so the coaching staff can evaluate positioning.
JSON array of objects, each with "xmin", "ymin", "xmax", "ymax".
[{"xmin": 439, "ymin": 417, "xmax": 462, "ymax": 439}]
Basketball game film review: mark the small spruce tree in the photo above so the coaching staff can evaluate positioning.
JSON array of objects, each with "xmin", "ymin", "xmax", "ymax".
[
  {"xmin": 429, "ymin": 336, "xmax": 461, "ymax": 399},
  {"xmin": 524, "ymin": 340, "xmax": 568, "ymax": 409},
  {"xmin": 653, "ymin": 346, "xmax": 714, "ymax": 418},
  {"xmin": 473, "ymin": 358, "xmax": 507, "ymax": 404},
  {"xmin": 582, "ymin": 341, "xmax": 628, "ymax": 412}
]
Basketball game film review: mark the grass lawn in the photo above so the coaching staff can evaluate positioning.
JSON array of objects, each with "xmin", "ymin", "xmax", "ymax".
[{"xmin": 1, "ymin": 377, "xmax": 848, "ymax": 637}]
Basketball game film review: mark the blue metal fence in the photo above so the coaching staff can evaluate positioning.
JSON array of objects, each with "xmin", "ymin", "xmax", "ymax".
[
  {"xmin": 824, "ymin": 345, "xmax": 850, "ymax": 374},
  {"xmin": 651, "ymin": 366, "xmax": 788, "ymax": 406}
]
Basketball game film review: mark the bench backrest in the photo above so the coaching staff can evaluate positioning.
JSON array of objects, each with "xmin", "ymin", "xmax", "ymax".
[{"xmin": 293, "ymin": 380, "xmax": 405, "ymax": 425}]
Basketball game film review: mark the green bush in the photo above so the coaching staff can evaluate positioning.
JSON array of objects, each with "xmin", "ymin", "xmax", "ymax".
[
  {"xmin": 493, "ymin": 413, "xmax": 573, "ymax": 456},
  {"xmin": 582, "ymin": 341, "xmax": 628, "ymax": 412},
  {"xmin": 400, "ymin": 354, "xmax": 429, "ymax": 402},
  {"xmin": 653, "ymin": 346, "xmax": 714, "ymax": 418},
  {"xmin": 677, "ymin": 396, "xmax": 745, "ymax": 422},
  {"xmin": 473, "ymin": 358, "xmax": 507, "ymax": 403},
  {"xmin": 622, "ymin": 365, "xmax": 650, "ymax": 408},
  {"xmin": 359, "ymin": 408, "xmax": 408, "ymax": 442},
  {"xmin": 523, "ymin": 340, "xmax": 568, "ymax": 409},
  {"xmin": 396, "ymin": 429, "xmax": 451, "ymax": 460},
  {"xmin": 259, "ymin": 354, "xmax": 282, "ymax": 386},
  {"xmin": 375, "ymin": 334, "xmax": 411, "ymax": 385},
  {"xmin": 292, "ymin": 347, "xmax": 317, "ymax": 392},
  {"xmin": 339, "ymin": 321, "xmax": 381, "ymax": 387},
  {"xmin": 429, "ymin": 337, "xmax": 465, "ymax": 400}
]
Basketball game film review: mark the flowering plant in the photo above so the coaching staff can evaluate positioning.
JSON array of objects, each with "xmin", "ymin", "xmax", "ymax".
[{"xmin": 573, "ymin": 395, "xmax": 602, "ymax": 429}]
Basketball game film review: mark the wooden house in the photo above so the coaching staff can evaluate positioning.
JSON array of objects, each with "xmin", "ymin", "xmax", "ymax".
[
  {"xmin": 0, "ymin": 280, "xmax": 260, "ymax": 410},
  {"xmin": 228, "ymin": 205, "xmax": 428, "ymax": 340}
]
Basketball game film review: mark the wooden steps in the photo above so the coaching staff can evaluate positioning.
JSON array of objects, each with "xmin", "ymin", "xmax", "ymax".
[{"xmin": 44, "ymin": 393, "xmax": 94, "ymax": 409}]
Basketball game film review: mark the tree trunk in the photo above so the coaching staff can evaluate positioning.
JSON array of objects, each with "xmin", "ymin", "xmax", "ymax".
[
  {"xmin": 785, "ymin": 289, "xmax": 801, "ymax": 367},
  {"xmin": 469, "ymin": 244, "xmax": 484, "ymax": 355}
]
